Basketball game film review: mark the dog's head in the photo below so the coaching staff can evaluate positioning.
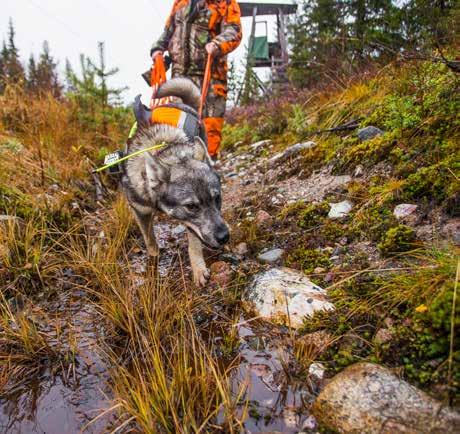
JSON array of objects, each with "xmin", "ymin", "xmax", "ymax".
[{"xmin": 145, "ymin": 138, "xmax": 229, "ymax": 249}]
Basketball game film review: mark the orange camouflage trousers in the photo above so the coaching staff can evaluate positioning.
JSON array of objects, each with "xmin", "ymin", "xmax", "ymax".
[{"xmin": 173, "ymin": 72, "xmax": 227, "ymax": 157}]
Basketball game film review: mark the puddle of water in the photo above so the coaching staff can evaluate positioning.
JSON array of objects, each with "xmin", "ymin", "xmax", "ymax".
[
  {"xmin": 0, "ymin": 290, "xmax": 115, "ymax": 434},
  {"xmin": 224, "ymin": 324, "xmax": 315, "ymax": 433},
  {"xmin": 0, "ymin": 221, "xmax": 190, "ymax": 433}
]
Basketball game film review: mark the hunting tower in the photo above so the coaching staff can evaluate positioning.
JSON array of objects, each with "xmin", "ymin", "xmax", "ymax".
[{"xmin": 239, "ymin": 0, "xmax": 298, "ymax": 102}]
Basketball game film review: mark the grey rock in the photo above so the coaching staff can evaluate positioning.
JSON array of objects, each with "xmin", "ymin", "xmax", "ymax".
[
  {"xmin": 0, "ymin": 215, "xmax": 20, "ymax": 223},
  {"xmin": 441, "ymin": 218, "xmax": 460, "ymax": 245},
  {"xmin": 313, "ymin": 363, "xmax": 460, "ymax": 433},
  {"xmin": 394, "ymin": 204, "xmax": 418, "ymax": 222},
  {"xmin": 357, "ymin": 126, "xmax": 384, "ymax": 141},
  {"xmin": 245, "ymin": 267, "xmax": 335, "ymax": 328},
  {"xmin": 301, "ymin": 415, "xmax": 318, "ymax": 431},
  {"xmin": 234, "ymin": 242, "xmax": 248, "ymax": 256},
  {"xmin": 416, "ymin": 224, "xmax": 435, "ymax": 243},
  {"xmin": 283, "ymin": 141, "xmax": 316, "ymax": 158},
  {"xmin": 309, "ymin": 362, "xmax": 326, "ymax": 381},
  {"xmin": 255, "ymin": 209, "xmax": 273, "ymax": 225},
  {"xmin": 354, "ymin": 164, "xmax": 364, "ymax": 177},
  {"xmin": 172, "ymin": 225, "xmax": 186, "ymax": 236},
  {"xmin": 0, "ymin": 215, "xmax": 23, "ymax": 230},
  {"xmin": 270, "ymin": 141, "xmax": 316, "ymax": 163},
  {"xmin": 258, "ymin": 248, "xmax": 285, "ymax": 264},
  {"xmin": 328, "ymin": 200, "xmax": 353, "ymax": 219},
  {"xmin": 373, "ymin": 328, "xmax": 393, "ymax": 345},
  {"xmin": 249, "ymin": 139, "xmax": 271, "ymax": 152}
]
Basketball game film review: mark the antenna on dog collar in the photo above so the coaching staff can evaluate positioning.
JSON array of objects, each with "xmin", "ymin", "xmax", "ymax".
[{"xmin": 92, "ymin": 142, "xmax": 167, "ymax": 174}]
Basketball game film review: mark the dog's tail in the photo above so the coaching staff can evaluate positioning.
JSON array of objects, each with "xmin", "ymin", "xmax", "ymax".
[{"xmin": 155, "ymin": 78, "xmax": 201, "ymax": 111}]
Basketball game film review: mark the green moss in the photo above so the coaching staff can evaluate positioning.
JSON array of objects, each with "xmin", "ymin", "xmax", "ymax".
[
  {"xmin": 340, "ymin": 133, "xmax": 396, "ymax": 168},
  {"xmin": 378, "ymin": 225, "xmax": 416, "ymax": 256},
  {"xmin": 0, "ymin": 138, "xmax": 23, "ymax": 154},
  {"xmin": 286, "ymin": 247, "xmax": 331, "ymax": 274},
  {"xmin": 278, "ymin": 200, "xmax": 307, "ymax": 220},
  {"xmin": 298, "ymin": 202, "xmax": 330, "ymax": 230},
  {"xmin": 349, "ymin": 205, "xmax": 396, "ymax": 242},
  {"xmin": 322, "ymin": 222, "xmax": 346, "ymax": 242},
  {"xmin": 221, "ymin": 122, "xmax": 261, "ymax": 150},
  {"xmin": 0, "ymin": 184, "xmax": 35, "ymax": 219},
  {"xmin": 402, "ymin": 157, "xmax": 460, "ymax": 204}
]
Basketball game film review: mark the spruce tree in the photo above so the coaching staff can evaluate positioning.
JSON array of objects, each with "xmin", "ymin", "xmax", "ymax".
[
  {"xmin": 89, "ymin": 42, "xmax": 127, "ymax": 140},
  {"xmin": 65, "ymin": 42, "xmax": 127, "ymax": 142},
  {"xmin": 26, "ymin": 54, "xmax": 38, "ymax": 93},
  {"xmin": 4, "ymin": 18, "xmax": 25, "ymax": 85},
  {"xmin": 289, "ymin": 0, "xmax": 347, "ymax": 87},
  {"xmin": 36, "ymin": 41, "xmax": 62, "ymax": 97},
  {"xmin": 0, "ymin": 42, "xmax": 7, "ymax": 93}
]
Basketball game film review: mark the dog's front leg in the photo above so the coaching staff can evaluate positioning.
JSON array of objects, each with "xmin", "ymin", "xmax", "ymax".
[
  {"xmin": 187, "ymin": 230, "xmax": 210, "ymax": 287},
  {"xmin": 132, "ymin": 208, "xmax": 159, "ymax": 257}
]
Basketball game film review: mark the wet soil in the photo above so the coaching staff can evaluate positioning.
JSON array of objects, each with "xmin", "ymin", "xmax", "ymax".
[{"xmin": 0, "ymin": 146, "xmax": 322, "ymax": 433}]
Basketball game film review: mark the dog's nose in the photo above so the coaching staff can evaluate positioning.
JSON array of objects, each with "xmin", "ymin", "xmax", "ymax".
[{"xmin": 216, "ymin": 226, "xmax": 230, "ymax": 245}]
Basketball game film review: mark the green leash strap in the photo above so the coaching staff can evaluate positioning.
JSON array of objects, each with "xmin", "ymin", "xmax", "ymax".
[{"xmin": 93, "ymin": 142, "xmax": 167, "ymax": 174}]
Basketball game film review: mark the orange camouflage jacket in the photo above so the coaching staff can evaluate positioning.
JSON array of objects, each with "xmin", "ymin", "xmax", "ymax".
[{"xmin": 151, "ymin": 0, "xmax": 242, "ymax": 80}]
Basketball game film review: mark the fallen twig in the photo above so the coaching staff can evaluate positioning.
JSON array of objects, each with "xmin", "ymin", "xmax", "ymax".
[{"xmin": 303, "ymin": 119, "xmax": 362, "ymax": 137}]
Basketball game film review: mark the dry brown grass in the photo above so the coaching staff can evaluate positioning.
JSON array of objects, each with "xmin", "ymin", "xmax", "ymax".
[{"xmin": 58, "ymin": 198, "xmax": 246, "ymax": 432}]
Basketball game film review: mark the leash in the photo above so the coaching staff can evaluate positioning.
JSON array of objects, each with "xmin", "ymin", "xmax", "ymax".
[
  {"xmin": 199, "ymin": 53, "xmax": 213, "ymax": 120},
  {"xmin": 150, "ymin": 54, "xmax": 172, "ymax": 109},
  {"xmin": 92, "ymin": 143, "xmax": 166, "ymax": 173}
]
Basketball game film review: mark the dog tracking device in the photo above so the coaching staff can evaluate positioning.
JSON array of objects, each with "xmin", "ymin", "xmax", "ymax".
[{"xmin": 103, "ymin": 150, "xmax": 124, "ymax": 175}]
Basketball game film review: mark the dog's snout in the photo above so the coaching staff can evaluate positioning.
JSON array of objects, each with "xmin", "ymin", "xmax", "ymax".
[{"xmin": 215, "ymin": 225, "xmax": 230, "ymax": 245}]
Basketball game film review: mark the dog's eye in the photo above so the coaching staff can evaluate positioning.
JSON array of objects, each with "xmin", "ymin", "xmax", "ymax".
[{"xmin": 185, "ymin": 203, "xmax": 199, "ymax": 213}]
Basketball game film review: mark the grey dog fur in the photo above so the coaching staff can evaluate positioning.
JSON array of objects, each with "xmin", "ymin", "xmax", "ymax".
[{"xmin": 120, "ymin": 78, "xmax": 229, "ymax": 286}]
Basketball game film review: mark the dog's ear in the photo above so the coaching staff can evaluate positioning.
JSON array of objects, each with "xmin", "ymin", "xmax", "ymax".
[
  {"xmin": 145, "ymin": 152, "xmax": 169, "ymax": 184},
  {"xmin": 193, "ymin": 136, "xmax": 210, "ymax": 163},
  {"xmin": 133, "ymin": 95, "xmax": 151, "ymax": 128}
]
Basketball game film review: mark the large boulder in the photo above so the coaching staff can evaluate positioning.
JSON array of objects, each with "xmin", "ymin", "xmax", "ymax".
[
  {"xmin": 313, "ymin": 363, "xmax": 460, "ymax": 434},
  {"xmin": 244, "ymin": 267, "xmax": 334, "ymax": 328}
]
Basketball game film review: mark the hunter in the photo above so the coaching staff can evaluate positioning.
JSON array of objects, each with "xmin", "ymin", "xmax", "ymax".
[{"xmin": 151, "ymin": 0, "xmax": 242, "ymax": 160}]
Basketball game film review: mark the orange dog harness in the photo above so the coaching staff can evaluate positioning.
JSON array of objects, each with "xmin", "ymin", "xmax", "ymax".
[{"xmin": 151, "ymin": 104, "xmax": 201, "ymax": 140}]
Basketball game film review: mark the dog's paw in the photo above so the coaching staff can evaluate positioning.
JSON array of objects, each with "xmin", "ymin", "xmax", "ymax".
[{"xmin": 192, "ymin": 265, "xmax": 210, "ymax": 287}]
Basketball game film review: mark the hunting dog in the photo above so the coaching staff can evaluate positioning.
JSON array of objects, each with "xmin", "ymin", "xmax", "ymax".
[{"xmin": 120, "ymin": 78, "xmax": 229, "ymax": 286}]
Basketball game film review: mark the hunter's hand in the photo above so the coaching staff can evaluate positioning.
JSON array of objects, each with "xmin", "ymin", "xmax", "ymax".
[
  {"xmin": 151, "ymin": 50, "xmax": 163, "ymax": 62},
  {"xmin": 205, "ymin": 42, "xmax": 219, "ymax": 57}
]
